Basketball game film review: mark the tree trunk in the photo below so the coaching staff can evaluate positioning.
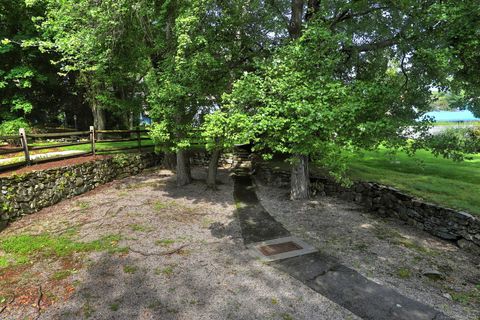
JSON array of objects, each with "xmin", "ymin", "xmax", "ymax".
[
  {"xmin": 290, "ymin": 154, "xmax": 310, "ymax": 200},
  {"xmin": 306, "ymin": 0, "xmax": 320, "ymax": 21},
  {"xmin": 289, "ymin": 0, "xmax": 304, "ymax": 39},
  {"xmin": 129, "ymin": 111, "xmax": 134, "ymax": 130},
  {"xmin": 92, "ymin": 105, "xmax": 106, "ymax": 139},
  {"xmin": 162, "ymin": 152, "xmax": 177, "ymax": 169},
  {"xmin": 206, "ymin": 149, "xmax": 221, "ymax": 189},
  {"xmin": 176, "ymin": 149, "xmax": 192, "ymax": 186}
]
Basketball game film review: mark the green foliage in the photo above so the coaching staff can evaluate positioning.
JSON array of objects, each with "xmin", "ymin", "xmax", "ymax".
[
  {"xmin": 123, "ymin": 265, "xmax": 137, "ymax": 274},
  {"xmin": 426, "ymin": 128, "xmax": 480, "ymax": 161},
  {"xmin": 215, "ymin": 20, "xmax": 428, "ymax": 180},
  {"xmin": 147, "ymin": 0, "xmax": 281, "ymax": 152},
  {"xmin": 396, "ymin": 268, "xmax": 412, "ymax": 279},
  {"xmin": 203, "ymin": 1, "xmax": 480, "ymax": 185},
  {"xmin": 0, "ymin": 0, "xmax": 79, "ymax": 128},
  {"xmin": 425, "ymin": 1, "xmax": 480, "ymax": 117},
  {"xmin": 450, "ymin": 285, "xmax": 480, "ymax": 306},
  {"xmin": 155, "ymin": 239, "xmax": 175, "ymax": 246},
  {"xmin": 40, "ymin": 0, "xmax": 151, "ymax": 121},
  {"xmin": 0, "ymin": 118, "xmax": 30, "ymax": 135},
  {"xmin": 430, "ymin": 91, "xmax": 466, "ymax": 111}
]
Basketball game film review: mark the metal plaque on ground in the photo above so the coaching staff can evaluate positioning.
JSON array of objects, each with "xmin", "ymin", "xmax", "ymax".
[{"xmin": 247, "ymin": 236, "xmax": 317, "ymax": 262}]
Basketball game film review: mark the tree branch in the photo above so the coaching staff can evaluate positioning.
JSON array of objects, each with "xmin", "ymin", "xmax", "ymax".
[
  {"xmin": 289, "ymin": 0, "xmax": 304, "ymax": 39},
  {"xmin": 266, "ymin": 0, "xmax": 291, "ymax": 31},
  {"xmin": 343, "ymin": 35, "xmax": 400, "ymax": 53},
  {"xmin": 330, "ymin": 6, "xmax": 389, "ymax": 28}
]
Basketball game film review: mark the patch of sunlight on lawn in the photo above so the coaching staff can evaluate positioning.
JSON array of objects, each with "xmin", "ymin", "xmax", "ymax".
[{"xmin": 347, "ymin": 149, "xmax": 480, "ymax": 215}]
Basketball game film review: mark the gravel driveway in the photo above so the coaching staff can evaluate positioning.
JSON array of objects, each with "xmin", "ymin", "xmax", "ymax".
[{"xmin": 0, "ymin": 167, "xmax": 358, "ymax": 320}]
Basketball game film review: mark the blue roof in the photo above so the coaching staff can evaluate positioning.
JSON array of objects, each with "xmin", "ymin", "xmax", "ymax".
[{"xmin": 423, "ymin": 110, "xmax": 480, "ymax": 122}]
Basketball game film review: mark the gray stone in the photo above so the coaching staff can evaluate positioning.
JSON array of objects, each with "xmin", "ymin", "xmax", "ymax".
[
  {"xmin": 422, "ymin": 269, "xmax": 445, "ymax": 281},
  {"xmin": 442, "ymin": 293, "xmax": 452, "ymax": 300},
  {"xmin": 0, "ymin": 152, "xmax": 160, "ymax": 222},
  {"xmin": 75, "ymin": 177, "xmax": 84, "ymax": 187}
]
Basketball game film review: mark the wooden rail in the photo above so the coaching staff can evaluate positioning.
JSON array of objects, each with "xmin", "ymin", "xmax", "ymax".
[
  {"xmin": 26, "ymin": 131, "xmax": 90, "ymax": 138},
  {"xmin": 0, "ymin": 127, "xmax": 154, "ymax": 173},
  {"xmin": 0, "ymin": 135, "xmax": 21, "ymax": 140},
  {"xmin": 0, "ymin": 147, "xmax": 24, "ymax": 155}
]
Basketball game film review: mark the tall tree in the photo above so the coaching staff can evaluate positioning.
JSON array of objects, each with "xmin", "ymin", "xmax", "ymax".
[
  {"xmin": 0, "ymin": 0, "xmax": 78, "ymax": 134},
  {"xmin": 148, "ymin": 0, "xmax": 283, "ymax": 187},
  {"xmin": 40, "ymin": 0, "xmax": 150, "ymax": 131},
  {"xmin": 208, "ymin": 0, "xmax": 480, "ymax": 199}
]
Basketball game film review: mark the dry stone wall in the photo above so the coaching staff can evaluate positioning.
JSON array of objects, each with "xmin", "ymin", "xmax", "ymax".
[
  {"xmin": 0, "ymin": 152, "xmax": 161, "ymax": 224},
  {"xmin": 189, "ymin": 150, "xmax": 234, "ymax": 167},
  {"xmin": 255, "ymin": 162, "xmax": 480, "ymax": 252}
]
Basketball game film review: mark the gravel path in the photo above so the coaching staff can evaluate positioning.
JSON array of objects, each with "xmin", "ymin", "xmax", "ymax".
[
  {"xmin": 1, "ymin": 167, "xmax": 358, "ymax": 319},
  {"xmin": 256, "ymin": 179, "xmax": 480, "ymax": 320}
]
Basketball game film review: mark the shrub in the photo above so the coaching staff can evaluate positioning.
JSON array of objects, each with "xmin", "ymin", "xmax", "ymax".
[
  {"xmin": 427, "ymin": 128, "xmax": 480, "ymax": 161},
  {"xmin": 0, "ymin": 118, "xmax": 30, "ymax": 136}
]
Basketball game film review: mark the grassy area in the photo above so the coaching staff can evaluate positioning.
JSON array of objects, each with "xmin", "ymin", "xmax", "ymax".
[
  {"xmin": 433, "ymin": 121, "xmax": 480, "ymax": 127},
  {"xmin": 60, "ymin": 139, "xmax": 154, "ymax": 153},
  {"xmin": 347, "ymin": 148, "xmax": 480, "ymax": 215},
  {"xmin": 0, "ymin": 233, "xmax": 126, "ymax": 268}
]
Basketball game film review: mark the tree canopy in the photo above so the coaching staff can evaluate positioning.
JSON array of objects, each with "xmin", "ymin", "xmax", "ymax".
[{"xmin": 1, "ymin": 0, "xmax": 479, "ymax": 193}]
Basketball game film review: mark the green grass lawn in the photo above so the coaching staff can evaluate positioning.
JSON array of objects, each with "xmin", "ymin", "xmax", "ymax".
[
  {"xmin": 60, "ymin": 139, "xmax": 154, "ymax": 152},
  {"xmin": 433, "ymin": 121, "xmax": 480, "ymax": 127},
  {"xmin": 347, "ymin": 149, "xmax": 480, "ymax": 215}
]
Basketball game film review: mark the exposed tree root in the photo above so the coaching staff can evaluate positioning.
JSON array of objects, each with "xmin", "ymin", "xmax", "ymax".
[
  {"xmin": 0, "ymin": 293, "xmax": 15, "ymax": 315},
  {"xmin": 34, "ymin": 285, "xmax": 42, "ymax": 319}
]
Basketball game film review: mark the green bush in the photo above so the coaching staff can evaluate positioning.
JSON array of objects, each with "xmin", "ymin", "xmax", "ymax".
[
  {"xmin": 427, "ymin": 128, "xmax": 480, "ymax": 161},
  {"xmin": 0, "ymin": 118, "xmax": 30, "ymax": 136}
]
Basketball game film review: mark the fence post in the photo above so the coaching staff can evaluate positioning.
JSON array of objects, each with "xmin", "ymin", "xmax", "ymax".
[
  {"xmin": 137, "ymin": 127, "xmax": 141, "ymax": 152},
  {"xmin": 90, "ymin": 126, "xmax": 96, "ymax": 156},
  {"xmin": 19, "ymin": 128, "xmax": 30, "ymax": 165}
]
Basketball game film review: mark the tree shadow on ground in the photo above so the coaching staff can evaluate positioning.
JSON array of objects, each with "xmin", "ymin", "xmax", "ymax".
[{"xmin": 36, "ymin": 166, "xmax": 353, "ymax": 319}]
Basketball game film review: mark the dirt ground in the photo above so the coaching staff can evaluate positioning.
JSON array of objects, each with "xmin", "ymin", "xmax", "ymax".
[
  {"xmin": 256, "ymin": 180, "xmax": 480, "ymax": 320},
  {"xmin": 0, "ymin": 167, "xmax": 358, "ymax": 320},
  {"xmin": 1, "ymin": 166, "xmax": 479, "ymax": 319}
]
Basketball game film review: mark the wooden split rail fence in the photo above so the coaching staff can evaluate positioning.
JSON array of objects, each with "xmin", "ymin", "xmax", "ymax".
[{"xmin": 0, "ymin": 127, "xmax": 152, "ymax": 173}]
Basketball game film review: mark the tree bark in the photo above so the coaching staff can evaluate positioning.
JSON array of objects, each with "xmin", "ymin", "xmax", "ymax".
[
  {"xmin": 288, "ymin": 1, "xmax": 309, "ymax": 200},
  {"xmin": 306, "ymin": 0, "xmax": 320, "ymax": 21},
  {"xmin": 206, "ymin": 149, "xmax": 221, "ymax": 189},
  {"xmin": 289, "ymin": 0, "xmax": 304, "ymax": 39},
  {"xmin": 290, "ymin": 154, "xmax": 310, "ymax": 200},
  {"xmin": 176, "ymin": 149, "xmax": 192, "ymax": 186},
  {"xmin": 92, "ymin": 104, "xmax": 106, "ymax": 139},
  {"xmin": 163, "ymin": 152, "xmax": 177, "ymax": 169}
]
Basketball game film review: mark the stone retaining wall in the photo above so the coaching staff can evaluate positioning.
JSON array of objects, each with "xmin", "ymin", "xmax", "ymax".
[
  {"xmin": 255, "ymin": 162, "xmax": 480, "ymax": 251},
  {"xmin": 189, "ymin": 150, "xmax": 234, "ymax": 167},
  {"xmin": 0, "ymin": 152, "xmax": 161, "ymax": 223}
]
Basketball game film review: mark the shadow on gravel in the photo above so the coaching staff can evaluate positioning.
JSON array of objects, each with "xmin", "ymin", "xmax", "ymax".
[{"xmin": 37, "ymin": 167, "xmax": 338, "ymax": 319}]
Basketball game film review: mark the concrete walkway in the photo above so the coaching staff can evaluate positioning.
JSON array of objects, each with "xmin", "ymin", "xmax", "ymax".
[{"xmin": 233, "ymin": 174, "xmax": 452, "ymax": 320}]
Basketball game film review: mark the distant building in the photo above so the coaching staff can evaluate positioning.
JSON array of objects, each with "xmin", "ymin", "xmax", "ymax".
[{"xmin": 423, "ymin": 110, "xmax": 479, "ymax": 123}]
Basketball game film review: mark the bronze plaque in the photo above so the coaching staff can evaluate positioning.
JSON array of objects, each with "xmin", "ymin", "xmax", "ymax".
[{"xmin": 258, "ymin": 241, "xmax": 303, "ymax": 256}]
